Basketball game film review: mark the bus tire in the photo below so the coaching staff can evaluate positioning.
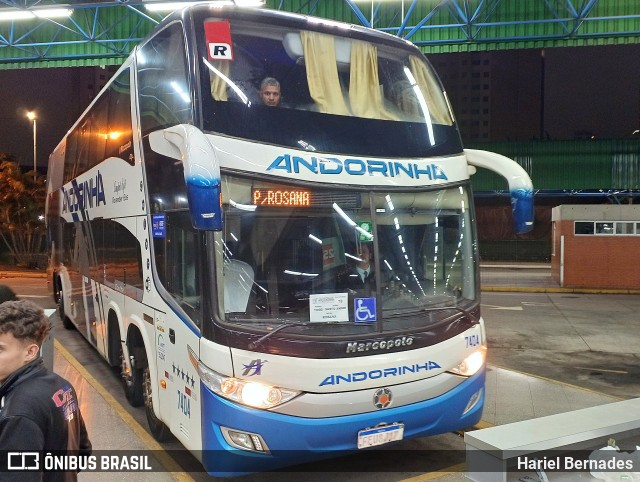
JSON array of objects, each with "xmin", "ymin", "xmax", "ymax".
[
  {"xmin": 56, "ymin": 282, "xmax": 74, "ymax": 330},
  {"xmin": 143, "ymin": 366, "xmax": 172, "ymax": 442},
  {"xmin": 120, "ymin": 343, "xmax": 144, "ymax": 407},
  {"xmin": 107, "ymin": 315, "xmax": 121, "ymax": 368}
]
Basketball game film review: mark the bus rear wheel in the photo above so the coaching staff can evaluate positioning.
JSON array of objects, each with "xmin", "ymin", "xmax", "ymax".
[
  {"xmin": 143, "ymin": 366, "xmax": 171, "ymax": 442},
  {"xmin": 120, "ymin": 344, "xmax": 143, "ymax": 407}
]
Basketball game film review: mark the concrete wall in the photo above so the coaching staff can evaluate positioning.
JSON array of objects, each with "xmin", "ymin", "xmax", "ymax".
[{"xmin": 551, "ymin": 205, "xmax": 640, "ymax": 289}]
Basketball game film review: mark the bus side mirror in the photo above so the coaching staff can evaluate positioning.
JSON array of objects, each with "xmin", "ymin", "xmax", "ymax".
[
  {"xmin": 465, "ymin": 149, "xmax": 534, "ymax": 234},
  {"xmin": 149, "ymin": 125, "xmax": 223, "ymax": 231}
]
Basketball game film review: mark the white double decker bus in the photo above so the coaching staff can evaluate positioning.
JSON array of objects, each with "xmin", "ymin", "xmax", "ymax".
[{"xmin": 46, "ymin": 3, "xmax": 533, "ymax": 475}]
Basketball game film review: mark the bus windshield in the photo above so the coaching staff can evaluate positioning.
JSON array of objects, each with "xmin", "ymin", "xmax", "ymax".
[
  {"xmin": 218, "ymin": 176, "xmax": 477, "ymax": 333},
  {"xmin": 196, "ymin": 15, "xmax": 462, "ymax": 158}
]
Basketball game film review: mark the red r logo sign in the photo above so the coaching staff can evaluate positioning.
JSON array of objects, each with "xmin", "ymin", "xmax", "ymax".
[{"xmin": 205, "ymin": 21, "xmax": 234, "ymax": 61}]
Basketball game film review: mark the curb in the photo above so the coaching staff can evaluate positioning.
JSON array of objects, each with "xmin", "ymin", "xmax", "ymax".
[
  {"xmin": 0, "ymin": 271, "xmax": 48, "ymax": 279},
  {"xmin": 482, "ymin": 286, "xmax": 640, "ymax": 295},
  {"xmin": 481, "ymin": 263, "xmax": 551, "ymax": 270},
  {"xmin": 1, "ymin": 271, "xmax": 638, "ymax": 294}
]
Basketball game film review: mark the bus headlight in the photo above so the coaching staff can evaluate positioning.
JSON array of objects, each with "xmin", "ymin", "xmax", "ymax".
[
  {"xmin": 197, "ymin": 361, "xmax": 300, "ymax": 409},
  {"xmin": 448, "ymin": 347, "xmax": 486, "ymax": 377}
]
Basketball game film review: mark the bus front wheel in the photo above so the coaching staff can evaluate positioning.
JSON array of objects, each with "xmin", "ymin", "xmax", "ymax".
[
  {"xmin": 56, "ymin": 283, "xmax": 74, "ymax": 330},
  {"xmin": 143, "ymin": 366, "xmax": 171, "ymax": 442}
]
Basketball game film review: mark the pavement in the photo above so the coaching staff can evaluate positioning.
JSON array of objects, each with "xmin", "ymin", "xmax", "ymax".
[
  {"xmin": 481, "ymin": 262, "xmax": 640, "ymax": 294},
  {"xmin": 54, "ymin": 327, "xmax": 623, "ymax": 482}
]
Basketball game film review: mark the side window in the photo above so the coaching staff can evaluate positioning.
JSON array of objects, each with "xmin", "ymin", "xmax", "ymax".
[
  {"xmin": 105, "ymin": 69, "xmax": 133, "ymax": 163},
  {"xmin": 63, "ymin": 67, "xmax": 133, "ymax": 183},
  {"xmin": 64, "ymin": 131, "xmax": 78, "ymax": 184},
  {"xmin": 62, "ymin": 222, "xmax": 75, "ymax": 266},
  {"xmin": 137, "ymin": 22, "xmax": 193, "ymax": 136},
  {"xmin": 75, "ymin": 119, "xmax": 92, "ymax": 179},
  {"xmin": 93, "ymin": 219, "xmax": 144, "ymax": 301},
  {"xmin": 89, "ymin": 97, "xmax": 108, "ymax": 169},
  {"xmin": 154, "ymin": 211, "xmax": 201, "ymax": 326}
]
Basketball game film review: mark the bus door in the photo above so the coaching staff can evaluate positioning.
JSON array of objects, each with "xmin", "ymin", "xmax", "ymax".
[
  {"xmin": 151, "ymin": 211, "xmax": 203, "ymax": 449},
  {"xmin": 69, "ymin": 220, "xmax": 97, "ymax": 346},
  {"xmin": 87, "ymin": 218, "xmax": 118, "ymax": 357}
]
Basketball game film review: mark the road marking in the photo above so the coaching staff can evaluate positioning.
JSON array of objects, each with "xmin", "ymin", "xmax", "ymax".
[
  {"xmin": 399, "ymin": 421, "xmax": 495, "ymax": 481},
  {"xmin": 574, "ymin": 366, "xmax": 628, "ymax": 374},
  {"xmin": 399, "ymin": 462, "xmax": 466, "ymax": 481},
  {"xmin": 455, "ymin": 420, "xmax": 494, "ymax": 434},
  {"xmin": 489, "ymin": 363, "xmax": 625, "ymax": 400},
  {"xmin": 13, "ymin": 294, "xmax": 49, "ymax": 298},
  {"xmin": 452, "ymin": 419, "xmax": 495, "ymax": 438},
  {"xmin": 481, "ymin": 304, "xmax": 523, "ymax": 311},
  {"xmin": 54, "ymin": 340, "xmax": 195, "ymax": 482}
]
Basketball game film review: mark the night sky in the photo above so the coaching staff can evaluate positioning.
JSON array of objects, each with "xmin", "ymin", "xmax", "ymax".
[
  {"xmin": 0, "ymin": 67, "xmax": 90, "ymax": 170},
  {"xmin": 0, "ymin": 43, "xmax": 639, "ymax": 171}
]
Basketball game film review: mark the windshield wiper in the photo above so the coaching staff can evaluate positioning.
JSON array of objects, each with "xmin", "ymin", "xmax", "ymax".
[
  {"xmin": 422, "ymin": 305, "xmax": 480, "ymax": 325},
  {"xmin": 388, "ymin": 304, "xmax": 479, "ymax": 325},
  {"xmin": 247, "ymin": 319, "xmax": 376, "ymax": 350},
  {"xmin": 247, "ymin": 321, "xmax": 309, "ymax": 350}
]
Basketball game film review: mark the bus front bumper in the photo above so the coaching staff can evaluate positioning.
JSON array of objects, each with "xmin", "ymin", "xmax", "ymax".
[{"xmin": 200, "ymin": 368, "xmax": 485, "ymax": 476}]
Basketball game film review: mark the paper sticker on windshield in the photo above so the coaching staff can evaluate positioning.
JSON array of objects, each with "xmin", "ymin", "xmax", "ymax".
[
  {"xmin": 205, "ymin": 21, "xmax": 233, "ymax": 60},
  {"xmin": 354, "ymin": 297, "xmax": 376, "ymax": 323},
  {"xmin": 310, "ymin": 293, "xmax": 348, "ymax": 322}
]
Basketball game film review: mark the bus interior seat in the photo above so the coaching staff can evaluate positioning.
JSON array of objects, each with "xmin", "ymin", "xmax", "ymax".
[{"xmin": 224, "ymin": 259, "xmax": 254, "ymax": 313}]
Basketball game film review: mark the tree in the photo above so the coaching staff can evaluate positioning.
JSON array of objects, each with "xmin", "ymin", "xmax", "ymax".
[{"xmin": 0, "ymin": 153, "xmax": 47, "ymax": 267}]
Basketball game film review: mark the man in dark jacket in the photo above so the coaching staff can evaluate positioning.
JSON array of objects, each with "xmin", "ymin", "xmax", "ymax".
[{"xmin": 0, "ymin": 300, "xmax": 92, "ymax": 481}]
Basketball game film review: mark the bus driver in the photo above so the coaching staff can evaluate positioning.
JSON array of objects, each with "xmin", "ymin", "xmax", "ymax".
[{"xmin": 259, "ymin": 77, "xmax": 281, "ymax": 107}]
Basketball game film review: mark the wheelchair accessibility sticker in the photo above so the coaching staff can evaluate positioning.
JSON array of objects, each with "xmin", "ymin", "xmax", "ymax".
[{"xmin": 354, "ymin": 297, "xmax": 376, "ymax": 322}]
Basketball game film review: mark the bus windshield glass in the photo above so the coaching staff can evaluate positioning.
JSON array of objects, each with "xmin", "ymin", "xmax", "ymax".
[
  {"xmin": 218, "ymin": 177, "xmax": 477, "ymax": 333},
  {"xmin": 196, "ymin": 15, "xmax": 461, "ymax": 158}
]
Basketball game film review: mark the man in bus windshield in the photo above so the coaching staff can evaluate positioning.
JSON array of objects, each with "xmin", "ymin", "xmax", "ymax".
[
  {"xmin": 259, "ymin": 77, "xmax": 282, "ymax": 107},
  {"xmin": 337, "ymin": 243, "xmax": 375, "ymax": 294}
]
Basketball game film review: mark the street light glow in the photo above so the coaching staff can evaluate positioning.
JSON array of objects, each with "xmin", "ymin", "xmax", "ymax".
[{"xmin": 26, "ymin": 111, "xmax": 37, "ymax": 181}]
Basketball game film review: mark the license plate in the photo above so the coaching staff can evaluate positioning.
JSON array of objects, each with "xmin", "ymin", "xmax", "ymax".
[{"xmin": 357, "ymin": 423, "xmax": 404, "ymax": 449}]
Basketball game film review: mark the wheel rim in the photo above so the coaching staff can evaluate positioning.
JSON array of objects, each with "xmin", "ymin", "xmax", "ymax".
[
  {"xmin": 143, "ymin": 367, "xmax": 153, "ymax": 411},
  {"xmin": 57, "ymin": 286, "xmax": 64, "ymax": 315},
  {"xmin": 120, "ymin": 348, "xmax": 133, "ymax": 388}
]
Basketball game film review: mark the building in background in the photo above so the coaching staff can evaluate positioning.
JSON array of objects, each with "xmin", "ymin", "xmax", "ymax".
[
  {"xmin": 431, "ymin": 44, "xmax": 640, "ymax": 262},
  {"xmin": 552, "ymin": 204, "xmax": 640, "ymax": 289}
]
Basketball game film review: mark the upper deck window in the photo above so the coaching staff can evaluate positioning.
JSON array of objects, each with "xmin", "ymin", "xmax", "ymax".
[
  {"xmin": 195, "ymin": 16, "xmax": 462, "ymax": 158},
  {"xmin": 137, "ymin": 22, "xmax": 193, "ymax": 137}
]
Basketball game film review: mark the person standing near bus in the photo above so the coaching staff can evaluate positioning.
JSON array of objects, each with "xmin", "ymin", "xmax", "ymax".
[
  {"xmin": 259, "ymin": 77, "xmax": 282, "ymax": 107},
  {"xmin": 0, "ymin": 300, "xmax": 92, "ymax": 480}
]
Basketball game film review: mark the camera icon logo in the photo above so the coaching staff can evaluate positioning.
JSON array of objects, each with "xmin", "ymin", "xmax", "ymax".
[{"xmin": 7, "ymin": 452, "xmax": 40, "ymax": 470}]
